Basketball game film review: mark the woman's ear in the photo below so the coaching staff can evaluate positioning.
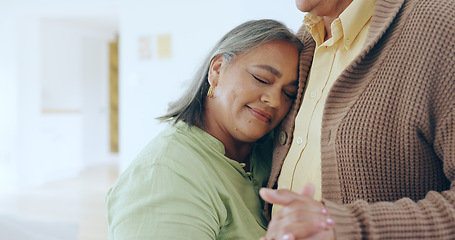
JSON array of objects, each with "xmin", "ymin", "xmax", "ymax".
[{"xmin": 208, "ymin": 55, "xmax": 224, "ymax": 85}]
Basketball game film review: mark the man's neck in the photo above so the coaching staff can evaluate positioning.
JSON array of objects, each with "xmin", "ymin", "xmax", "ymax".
[
  {"xmin": 320, "ymin": 0, "xmax": 353, "ymax": 41},
  {"xmin": 323, "ymin": 16, "xmax": 336, "ymax": 41}
]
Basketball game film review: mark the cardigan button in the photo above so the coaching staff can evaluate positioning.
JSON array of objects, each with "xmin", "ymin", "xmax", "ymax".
[{"xmin": 279, "ymin": 131, "xmax": 287, "ymax": 145}]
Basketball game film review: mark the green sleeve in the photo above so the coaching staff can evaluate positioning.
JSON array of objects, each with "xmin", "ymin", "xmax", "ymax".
[{"xmin": 106, "ymin": 162, "xmax": 225, "ymax": 240}]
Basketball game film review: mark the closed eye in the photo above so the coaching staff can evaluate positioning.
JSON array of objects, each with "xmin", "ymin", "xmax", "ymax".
[
  {"xmin": 283, "ymin": 91, "xmax": 297, "ymax": 100},
  {"xmin": 252, "ymin": 74, "xmax": 269, "ymax": 84}
]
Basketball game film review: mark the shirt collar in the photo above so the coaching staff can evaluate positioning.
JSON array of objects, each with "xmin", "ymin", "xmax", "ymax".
[
  {"xmin": 302, "ymin": 14, "xmax": 326, "ymax": 47},
  {"xmin": 175, "ymin": 121, "xmax": 226, "ymax": 154},
  {"xmin": 303, "ymin": 0, "xmax": 376, "ymax": 49}
]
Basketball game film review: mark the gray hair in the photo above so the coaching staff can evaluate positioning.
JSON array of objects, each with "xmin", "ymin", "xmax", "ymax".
[{"xmin": 157, "ymin": 19, "xmax": 303, "ymax": 127}]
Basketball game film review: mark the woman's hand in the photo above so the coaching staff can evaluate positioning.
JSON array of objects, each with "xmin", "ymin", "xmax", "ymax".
[{"xmin": 259, "ymin": 184, "xmax": 335, "ymax": 240}]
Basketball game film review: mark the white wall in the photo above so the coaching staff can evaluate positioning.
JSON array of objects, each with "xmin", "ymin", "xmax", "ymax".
[
  {"xmin": 15, "ymin": 16, "xmax": 118, "ymax": 187},
  {"xmin": 0, "ymin": 0, "xmax": 119, "ymax": 189},
  {"xmin": 239, "ymin": 0, "xmax": 304, "ymax": 32},
  {"xmin": 0, "ymin": 1, "xmax": 20, "ymax": 190}
]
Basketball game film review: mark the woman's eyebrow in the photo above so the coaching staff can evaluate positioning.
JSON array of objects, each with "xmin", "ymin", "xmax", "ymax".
[{"xmin": 253, "ymin": 64, "xmax": 282, "ymax": 78}]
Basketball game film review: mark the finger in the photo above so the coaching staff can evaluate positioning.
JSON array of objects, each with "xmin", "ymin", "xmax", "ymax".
[
  {"xmin": 276, "ymin": 208, "xmax": 329, "ymax": 224},
  {"xmin": 282, "ymin": 234, "xmax": 296, "ymax": 240},
  {"xmin": 259, "ymin": 188, "xmax": 304, "ymax": 205},
  {"xmin": 297, "ymin": 184, "xmax": 330, "ymax": 216},
  {"xmin": 273, "ymin": 200, "xmax": 328, "ymax": 219},
  {"xmin": 300, "ymin": 228, "xmax": 335, "ymax": 240},
  {"xmin": 291, "ymin": 220, "xmax": 332, "ymax": 239},
  {"xmin": 266, "ymin": 221, "xmax": 326, "ymax": 240},
  {"xmin": 267, "ymin": 209, "xmax": 333, "ymax": 239},
  {"xmin": 298, "ymin": 183, "xmax": 315, "ymax": 198}
]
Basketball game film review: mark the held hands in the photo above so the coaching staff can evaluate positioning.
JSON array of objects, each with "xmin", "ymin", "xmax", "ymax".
[{"xmin": 259, "ymin": 184, "xmax": 335, "ymax": 240}]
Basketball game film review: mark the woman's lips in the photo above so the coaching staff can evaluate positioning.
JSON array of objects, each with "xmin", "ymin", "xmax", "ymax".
[{"xmin": 247, "ymin": 106, "xmax": 272, "ymax": 123}]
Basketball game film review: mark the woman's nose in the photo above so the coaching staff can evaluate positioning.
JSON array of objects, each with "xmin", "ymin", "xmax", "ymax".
[{"xmin": 261, "ymin": 88, "xmax": 281, "ymax": 109}]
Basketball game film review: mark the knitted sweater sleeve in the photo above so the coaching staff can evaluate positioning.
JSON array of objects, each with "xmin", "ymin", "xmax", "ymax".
[
  {"xmin": 325, "ymin": 152, "xmax": 455, "ymax": 240},
  {"xmin": 324, "ymin": 116, "xmax": 455, "ymax": 239},
  {"xmin": 322, "ymin": 112, "xmax": 455, "ymax": 239}
]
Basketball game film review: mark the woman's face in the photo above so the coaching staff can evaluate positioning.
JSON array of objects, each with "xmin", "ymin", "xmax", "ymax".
[{"xmin": 204, "ymin": 40, "xmax": 299, "ymax": 144}]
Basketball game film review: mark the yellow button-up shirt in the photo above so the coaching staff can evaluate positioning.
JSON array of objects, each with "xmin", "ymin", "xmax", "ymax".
[{"xmin": 275, "ymin": 0, "xmax": 376, "ymax": 212}]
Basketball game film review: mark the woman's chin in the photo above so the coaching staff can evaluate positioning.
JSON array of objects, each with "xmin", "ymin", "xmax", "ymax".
[{"xmin": 236, "ymin": 130, "xmax": 268, "ymax": 143}]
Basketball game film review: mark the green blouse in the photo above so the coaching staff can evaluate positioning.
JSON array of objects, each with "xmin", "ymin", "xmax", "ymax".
[{"xmin": 106, "ymin": 121, "xmax": 271, "ymax": 239}]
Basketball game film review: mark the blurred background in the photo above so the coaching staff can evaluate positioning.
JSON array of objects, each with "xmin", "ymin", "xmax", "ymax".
[{"xmin": 0, "ymin": 0, "xmax": 304, "ymax": 239}]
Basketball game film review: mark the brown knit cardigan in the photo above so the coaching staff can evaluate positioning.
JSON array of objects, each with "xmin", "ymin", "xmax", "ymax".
[{"xmin": 267, "ymin": 0, "xmax": 455, "ymax": 239}]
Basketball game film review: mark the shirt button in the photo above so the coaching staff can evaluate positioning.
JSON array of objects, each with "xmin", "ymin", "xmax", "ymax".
[
  {"xmin": 296, "ymin": 137, "xmax": 303, "ymax": 144},
  {"xmin": 279, "ymin": 131, "xmax": 287, "ymax": 145},
  {"xmin": 345, "ymin": 39, "xmax": 351, "ymax": 45},
  {"xmin": 310, "ymin": 91, "xmax": 317, "ymax": 98}
]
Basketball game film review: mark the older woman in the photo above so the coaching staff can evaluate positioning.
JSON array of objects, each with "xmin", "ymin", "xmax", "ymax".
[{"xmin": 105, "ymin": 19, "xmax": 302, "ymax": 240}]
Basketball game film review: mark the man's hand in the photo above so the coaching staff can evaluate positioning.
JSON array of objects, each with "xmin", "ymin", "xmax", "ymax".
[{"xmin": 259, "ymin": 184, "xmax": 335, "ymax": 240}]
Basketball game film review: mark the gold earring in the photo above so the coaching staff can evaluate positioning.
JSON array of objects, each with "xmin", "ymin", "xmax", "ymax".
[{"xmin": 207, "ymin": 84, "xmax": 215, "ymax": 98}]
